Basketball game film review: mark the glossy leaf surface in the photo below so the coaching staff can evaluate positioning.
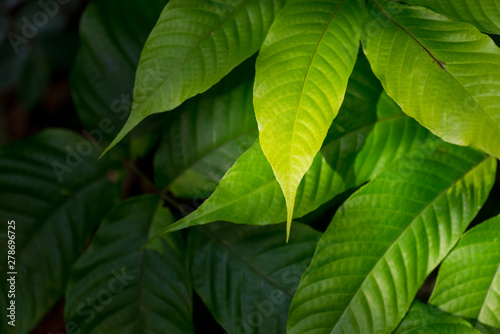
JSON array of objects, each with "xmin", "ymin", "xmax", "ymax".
[
  {"xmin": 287, "ymin": 140, "xmax": 496, "ymax": 334},
  {"xmin": 254, "ymin": 0, "xmax": 366, "ymax": 237},
  {"xmin": 362, "ymin": 0, "xmax": 500, "ymax": 159},
  {"xmin": 430, "ymin": 214, "xmax": 500, "ymax": 333},
  {"xmin": 106, "ymin": 0, "xmax": 285, "ymax": 153}
]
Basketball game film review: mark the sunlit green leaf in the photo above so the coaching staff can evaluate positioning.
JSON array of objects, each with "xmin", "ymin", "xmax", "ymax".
[
  {"xmin": 287, "ymin": 140, "xmax": 496, "ymax": 334},
  {"xmin": 362, "ymin": 0, "xmax": 500, "ymax": 159},
  {"xmin": 430, "ymin": 214, "xmax": 500, "ymax": 333},
  {"xmin": 105, "ymin": 0, "xmax": 285, "ymax": 154},
  {"xmin": 254, "ymin": 0, "xmax": 366, "ymax": 237},
  {"xmin": 404, "ymin": 0, "xmax": 500, "ymax": 34}
]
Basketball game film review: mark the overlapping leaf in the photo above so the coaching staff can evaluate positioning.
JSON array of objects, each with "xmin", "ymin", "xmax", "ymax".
[
  {"xmin": 430, "ymin": 214, "xmax": 500, "ymax": 333},
  {"xmin": 71, "ymin": 0, "xmax": 168, "ymax": 148},
  {"xmin": 151, "ymin": 92, "xmax": 433, "ymax": 237},
  {"xmin": 254, "ymin": 0, "xmax": 366, "ymax": 237},
  {"xmin": 65, "ymin": 195, "xmax": 193, "ymax": 334},
  {"xmin": 154, "ymin": 59, "xmax": 257, "ymax": 199},
  {"xmin": 404, "ymin": 0, "xmax": 500, "ymax": 34},
  {"xmin": 187, "ymin": 222, "xmax": 320, "ymax": 334},
  {"xmin": 394, "ymin": 301, "xmax": 481, "ymax": 334},
  {"xmin": 287, "ymin": 140, "xmax": 496, "ymax": 334},
  {"xmin": 362, "ymin": 0, "xmax": 500, "ymax": 159},
  {"xmin": 105, "ymin": 0, "xmax": 285, "ymax": 153},
  {"xmin": 0, "ymin": 129, "xmax": 120, "ymax": 333}
]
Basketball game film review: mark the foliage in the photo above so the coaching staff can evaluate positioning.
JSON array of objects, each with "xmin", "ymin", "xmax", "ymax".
[{"xmin": 1, "ymin": 0, "xmax": 500, "ymax": 333}]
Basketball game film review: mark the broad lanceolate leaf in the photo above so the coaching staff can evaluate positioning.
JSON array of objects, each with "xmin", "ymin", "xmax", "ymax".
[
  {"xmin": 430, "ymin": 214, "xmax": 500, "ymax": 333},
  {"xmin": 0, "ymin": 129, "xmax": 120, "ymax": 334},
  {"xmin": 394, "ymin": 301, "xmax": 481, "ymax": 334},
  {"xmin": 71, "ymin": 0, "xmax": 167, "ymax": 148},
  {"xmin": 404, "ymin": 0, "xmax": 500, "ymax": 35},
  {"xmin": 188, "ymin": 222, "xmax": 320, "ymax": 334},
  {"xmin": 287, "ymin": 140, "xmax": 496, "ymax": 334},
  {"xmin": 65, "ymin": 195, "xmax": 193, "ymax": 334},
  {"xmin": 152, "ymin": 92, "xmax": 433, "ymax": 237},
  {"xmin": 105, "ymin": 0, "xmax": 285, "ymax": 154},
  {"xmin": 154, "ymin": 59, "xmax": 257, "ymax": 199},
  {"xmin": 254, "ymin": 0, "xmax": 366, "ymax": 238},
  {"xmin": 362, "ymin": 0, "xmax": 500, "ymax": 159}
]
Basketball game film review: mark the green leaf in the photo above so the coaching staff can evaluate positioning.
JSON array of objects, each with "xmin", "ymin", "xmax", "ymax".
[
  {"xmin": 71, "ymin": 0, "xmax": 168, "ymax": 148},
  {"xmin": 394, "ymin": 300, "xmax": 481, "ymax": 334},
  {"xmin": 429, "ymin": 214, "xmax": 500, "ymax": 333},
  {"xmin": 287, "ymin": 140, "xmax": 496, "ymax": 334},
  {"xmin": 254, "ymin": 0, "xmax": 366, "ymax": 238},
  {"xmin": 187, "ymin": 221, "xmax": 320, "ymax": 334},
  {"xmin": 0, "ymin": 129, "xmax": 120, "ymax": 333},
  {"xmin": 403, "ymin": 0, "xmax": 500, "ymax": 34},
  {"xmin": 154, "ymin": 59, "xmax": 257, "ymax": 199},
  {"xmin": 105, "ymin": 0, "xmax": 285, "ymax": 154},
  {"xmin": 151, "ymin": 92, "xmax": 433, "ymax": 237},
  {"xmin": 362, "ymin": 0, "xmax": 500, "ymax": 159},
  {"xmin": 65, "ymin": 195, "xmax": 193, "ymax": 334}
]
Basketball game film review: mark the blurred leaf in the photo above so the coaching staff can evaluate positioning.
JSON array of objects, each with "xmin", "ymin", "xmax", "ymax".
[
  {"xmin": 0, "ymin": 42, "xmax": 27, "ymax": 91},
  {"xmin": 65, "ymin": 195, "xmax": 193, "ymax": 334},
  {"xmin": 152, "ymin": 92, "xmax": 433, "ymax": 236},
  {"xmin": 394, "ymin": 301, "xmax": 480, "ymax": 334},
  {"xmin": 404, "ymin": 0, "xmax": 500, "ymax": 34},
  {"xmin": 71, "ymin": 0, "xmax": 168, "ymax": 149},
  {"xmin": 287, "ymin": 140, "xmax": 496, "ymax": 334},
  {"xmin": 154, "ymin": 58, "xmax": 257, "ymax": 199},
  {"xmin": 105, "ymin": 0, "xmax": 285, "ymax": 154},
  {"xmin": 362, "ymin": 0, "xmax": 500, "ymax": 159},
  {"xmin": 19, "ymin": 44, "xmax": 50, "ymax": 109},
  {"xmin": 0, "ymin": 128, "xmax": 121, "ymax": 333},
  {"xmin": 254, "ymin": 0, "xmax": 366, "ymax": 238},
  {"xmin": 430, "ymin": 214, "xmax": 500, "ymax": 333},
  {"xmin": 188, "ymin": 221, "xmax": 320, "ymax": 334}
]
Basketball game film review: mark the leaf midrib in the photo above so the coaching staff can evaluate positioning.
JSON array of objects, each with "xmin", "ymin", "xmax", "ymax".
[
  {"xmin": 371, "ymin": 0, "xmax": 500, "ymax": 135},
  {"xmin": 330, "ymin": 154, "xmax": 493, "ymax": 333}
]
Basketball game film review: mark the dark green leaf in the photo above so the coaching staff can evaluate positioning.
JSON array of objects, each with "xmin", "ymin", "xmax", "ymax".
[
  {"xmin": 65, "ymin": 195, "xmax": 193, "ymax": 334},
  {"xmin": 0, "ymin": 129, "xmax": 120, "ymax": 333},
  {"xmin": 71, "ymin": 0, "xmax": 168, "ymax": 148},
  {"xmin": 154, "ymin": 59, "xmax": 257, "ymax": 199},
  {"xmin": 188, "ymin": 222, "xmax": 320, "ymax": 334}
]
